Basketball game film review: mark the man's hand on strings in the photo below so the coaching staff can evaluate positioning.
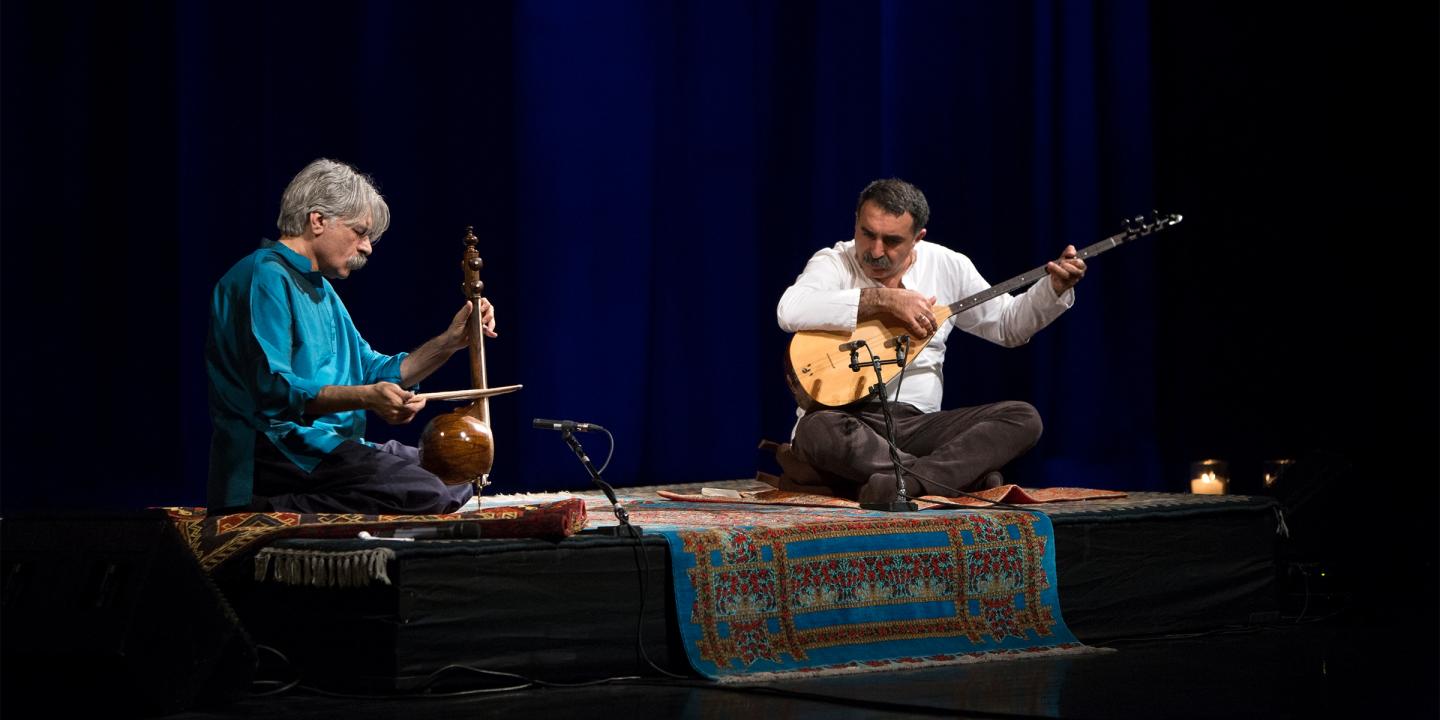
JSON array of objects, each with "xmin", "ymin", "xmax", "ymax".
[
  {"xmin": 861, "ymin": 288, "xmax": 940, "ymax": 339},
  {"xmin": 477, "ymin": 298, "xmax": 496, "ymax": 337},
  {"xmin": 1046, "ymin": 245, "xmax": 1086, "ymax": 295},
  {"xmin": 440, "ymin": 299, "xmax": 498, "ymax": 351}
]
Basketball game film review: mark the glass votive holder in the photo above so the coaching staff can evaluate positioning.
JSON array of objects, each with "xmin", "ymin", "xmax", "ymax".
[
  {"xmin": 1190, "ymin": 459, "xmax": 1229, "ymax": 495},
  {"xmin": 1263, "ymin": 458, "xmax": 1296, "ymax": 490}
]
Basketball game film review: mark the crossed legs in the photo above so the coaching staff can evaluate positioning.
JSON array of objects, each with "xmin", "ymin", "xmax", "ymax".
[
  {"xmin": 252, "ymin": 438, "xmax": 474, "ymax": 515},
  {"xmin": 790, "ymin": 401, "xmax": 1043, "ymax": 501}
]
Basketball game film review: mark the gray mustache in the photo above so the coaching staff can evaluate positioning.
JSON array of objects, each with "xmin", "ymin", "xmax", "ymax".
[
  {"xmin": 863, "ymin": 254, "xmax": 891, "ymax": 269},
  {"xmin": 347, "ymin": 254, "xmax": 368, "ymax": 271}
]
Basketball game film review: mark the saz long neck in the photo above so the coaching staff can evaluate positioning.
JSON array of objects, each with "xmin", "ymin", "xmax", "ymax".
[{"xmin": 940, "ymin": 216, "xmax": 1179, "ymax": 320}]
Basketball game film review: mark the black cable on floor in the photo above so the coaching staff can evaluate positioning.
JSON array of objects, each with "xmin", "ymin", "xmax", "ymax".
[
  {"xmin": 249, "ymin": 645, "xmax": 643, "ymax": 700},
  {"xmin": 618, "ymin": 677, "xmax": 1080, "ymax": 720},
  {"xmin": 624, "ymin": 527, "xmax": 693, "ymax": 680}
]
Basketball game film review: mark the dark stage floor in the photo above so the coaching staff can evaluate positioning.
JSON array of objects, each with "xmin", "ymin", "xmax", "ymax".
[{"xmin": 159, "ymin": 599, "xmax": 1434, "ymax": 720}]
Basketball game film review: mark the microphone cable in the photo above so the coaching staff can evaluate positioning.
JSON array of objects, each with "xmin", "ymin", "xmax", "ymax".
[
  {"xmin": 595, "ymin": 425, "xmax": 615, "ymax": 475},
  {"xmin": 541, "ymin": 419, "xmax": 690, "ymax": 680}
]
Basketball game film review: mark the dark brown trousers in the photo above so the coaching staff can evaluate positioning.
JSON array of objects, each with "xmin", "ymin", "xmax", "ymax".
[{"xmin": 790, "ymin": 401, "xmax": 1043, "ymax": 497}]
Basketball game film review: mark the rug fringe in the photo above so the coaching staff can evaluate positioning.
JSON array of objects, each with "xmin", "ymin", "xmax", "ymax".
[{"xmin": 254, "ymin": 546, "xmax": 397, "ymax": 587}]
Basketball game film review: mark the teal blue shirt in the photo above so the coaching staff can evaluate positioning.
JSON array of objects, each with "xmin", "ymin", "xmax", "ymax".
[{"xmin": 206, "ymin": 242, "xmax": 407, "ymax": 510}]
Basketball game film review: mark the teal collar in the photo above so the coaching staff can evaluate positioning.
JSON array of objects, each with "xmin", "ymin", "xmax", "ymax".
[{"xmin": 269, "ymin": 240, "xmax": 325, "ymax": 287}]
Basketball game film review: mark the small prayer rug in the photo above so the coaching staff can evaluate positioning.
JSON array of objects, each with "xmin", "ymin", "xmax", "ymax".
[
  {"xmin": 628, "ymin": 500, "xmax": 1095, "ymax": 680},
  {"xmin": 161, "ymin": 498, "xmax": 587, "ymax": 573}
]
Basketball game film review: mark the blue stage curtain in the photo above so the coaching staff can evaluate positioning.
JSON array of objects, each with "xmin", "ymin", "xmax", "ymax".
[{"xmin": 491, "ymin": 0, "xmax": 1160, "ymax": 492}]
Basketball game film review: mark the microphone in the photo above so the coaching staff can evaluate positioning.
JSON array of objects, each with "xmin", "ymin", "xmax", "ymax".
[
  {"xmin": 532, "ymin": 418, "xmax": 607, "ymax": 433},
  {"xmin": 534, "ymin": 415, "xmax": 637, "ymax": 537},
  {"xmin": 838, "ymin": 339, "xmax": 867, "ymax": 352}
]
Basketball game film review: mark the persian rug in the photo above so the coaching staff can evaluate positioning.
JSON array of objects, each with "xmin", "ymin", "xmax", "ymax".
[
  {"xmin": 622, "ymin": 500, "xmax": 1096, "ymax": 681},
  {"xmin": 656, "ymin": 484, "xmax": 1127, "ymax": 510},
  {"xmin": 160, "ymin": 498, "xmax": 588, "ymax": 574}
]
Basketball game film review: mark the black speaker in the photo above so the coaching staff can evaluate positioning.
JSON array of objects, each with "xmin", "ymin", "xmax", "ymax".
[{"xmin": 1, "ymin": 510, "xmax": 257, "ymax": 717}]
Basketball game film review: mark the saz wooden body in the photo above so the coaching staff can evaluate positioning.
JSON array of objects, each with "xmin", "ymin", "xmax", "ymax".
[{"xmin": 784, "ymin": 310, "xmax": 949, "ymax": 413}]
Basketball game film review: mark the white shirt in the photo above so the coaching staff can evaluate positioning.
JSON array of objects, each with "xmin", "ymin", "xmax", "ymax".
[{"xmin": 776, "ymin": 239, "xmax": 1074, "ymax": 416}]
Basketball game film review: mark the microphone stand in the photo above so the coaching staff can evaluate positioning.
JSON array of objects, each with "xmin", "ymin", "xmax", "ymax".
[
  {"xmin": 849, "ymin": 338, "xmax": 919, "ymax": 512},
  {"xmin": 559, "ymin": 430, "xmax": 642, "ymax": 537}
]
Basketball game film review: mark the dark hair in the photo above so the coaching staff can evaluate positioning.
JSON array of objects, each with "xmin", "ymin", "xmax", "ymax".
[{"xmin": 856, "ymin": 178, "xmax": 929, "ymax": 234}]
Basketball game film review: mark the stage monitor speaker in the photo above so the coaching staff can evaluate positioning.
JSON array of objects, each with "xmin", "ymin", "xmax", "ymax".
[{"xmin": 1, "ymin": 510, "xmax": 257, "ymax": 717}]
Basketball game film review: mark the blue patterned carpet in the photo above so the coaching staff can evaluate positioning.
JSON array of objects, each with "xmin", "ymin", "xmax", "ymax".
[{"xmin": 628, "ymin": 501, "xmax": 1091, "ymax": 680}]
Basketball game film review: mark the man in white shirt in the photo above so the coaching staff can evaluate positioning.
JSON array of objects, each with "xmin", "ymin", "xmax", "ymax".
[{"xmin": 776, "ymin": 178, "xmax": 1086, "ymax": 503}]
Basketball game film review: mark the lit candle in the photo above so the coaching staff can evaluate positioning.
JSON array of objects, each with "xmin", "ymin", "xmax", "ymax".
[
  {"xmin": 1191, "ymin": 471, "xmax": 1225, "ymax": 495},
  {"xmin": 1189, "ymin": 459, "xmax": 1229, "ymax": 495}
]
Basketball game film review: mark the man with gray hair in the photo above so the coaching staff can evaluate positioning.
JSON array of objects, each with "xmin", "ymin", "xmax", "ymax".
[
  {"xmin": 775, "ymin": 178, "xmax": 1086, "ymax": 504},
  {"xmin": 205, "ymin": 158, "xmax": 496, "ymax": 515}
]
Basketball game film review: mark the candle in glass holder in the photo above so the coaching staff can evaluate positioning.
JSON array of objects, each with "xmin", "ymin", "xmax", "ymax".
[{"xmin": 1190, "ymin": 459, "xmax": 1229, "ymax": 495}]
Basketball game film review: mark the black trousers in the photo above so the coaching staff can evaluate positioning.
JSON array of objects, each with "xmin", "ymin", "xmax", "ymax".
[
  {"xmin": 251, "ymin": 437, "xmax": 474, "ymax": 515},
  {"xmin": 790, "ymin": 401, "xmax": 1043, "ymax": 496}
]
